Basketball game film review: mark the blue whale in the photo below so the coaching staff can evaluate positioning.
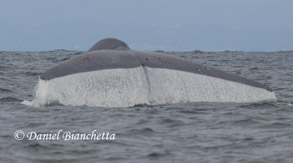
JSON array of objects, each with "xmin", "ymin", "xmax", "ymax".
[{"xmin": 23, "ymin": 38, "xmax": 276, "ymax": 107}]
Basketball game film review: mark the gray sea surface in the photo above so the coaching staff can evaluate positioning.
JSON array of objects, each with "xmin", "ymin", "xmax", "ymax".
[{"xmin": 0, "ymin": 50, "xmax": 292, "ymax": 163}]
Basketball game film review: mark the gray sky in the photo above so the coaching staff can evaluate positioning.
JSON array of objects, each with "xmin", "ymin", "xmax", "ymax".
[{"xmin": 0, "ymin": 0, "xmax": 293, "ymax": 51}]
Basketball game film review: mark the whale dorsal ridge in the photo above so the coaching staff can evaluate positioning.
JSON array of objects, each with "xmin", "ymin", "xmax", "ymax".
[{"xmin": 88, "ymin": 38, "xmax": 130, "ymax": 51}]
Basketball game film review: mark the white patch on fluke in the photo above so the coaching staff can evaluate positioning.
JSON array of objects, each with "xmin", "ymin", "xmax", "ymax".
[{"xmin": 22, "ymin": 67, "xmax": 276, "ymax": 107}]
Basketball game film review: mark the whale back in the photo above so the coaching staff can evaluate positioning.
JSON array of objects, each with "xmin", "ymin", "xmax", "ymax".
[
  {"xmin": 27, "ymin": 38, "xmax": 276, "ymax": 107},
  {"xmin": 88, "ymin": 38, "xmax": 130, "ymax": 51}
]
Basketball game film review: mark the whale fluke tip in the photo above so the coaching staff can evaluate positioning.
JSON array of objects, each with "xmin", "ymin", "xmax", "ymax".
[{"xmin": 89, "ymin": 38, "xmax": 130, "ymax": 51}]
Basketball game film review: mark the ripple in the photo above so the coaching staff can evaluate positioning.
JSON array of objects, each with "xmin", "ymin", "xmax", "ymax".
[
  {"xmin": 0, "ymin": 97, "xmax": 22, "ymax": 102},
  {"xmin": 147, "ymin": 152, "xmax": 166, "ymax": 158},
  {"xmin": 0, "ymin": 88, "xmax": 12, "ymax": 92},
  {"xmin": 159, "ymin": 118, "xmax": 185, "ymax": 127},
  {"xmin": 128, "ymin": 127, "xmax": 155, "ymax": 135},
  {"xmin": 24, "ymin": 71, "xmax": 42, "ymax": 76}
]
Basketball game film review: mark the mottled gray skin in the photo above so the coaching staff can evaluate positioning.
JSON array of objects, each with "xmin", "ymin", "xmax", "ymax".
[{"xmin": 40, "ymin": 38, "xmax": 272, "ymax": 92}]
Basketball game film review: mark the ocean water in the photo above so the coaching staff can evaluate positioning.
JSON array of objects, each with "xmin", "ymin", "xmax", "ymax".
[{"xmin": 0, "ymin": 50, "xmax": 292, "ymax": 163}]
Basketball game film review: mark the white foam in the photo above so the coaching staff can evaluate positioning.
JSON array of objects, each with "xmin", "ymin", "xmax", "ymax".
[{"xmin": 22, "ymin": 67, "xmax": 276, "ymax": 107}]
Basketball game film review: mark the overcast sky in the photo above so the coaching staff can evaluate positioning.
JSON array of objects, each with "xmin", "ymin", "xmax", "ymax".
[{"xmin": 0, "ymin": 0, "xmax": 292, "ymax": 51}]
